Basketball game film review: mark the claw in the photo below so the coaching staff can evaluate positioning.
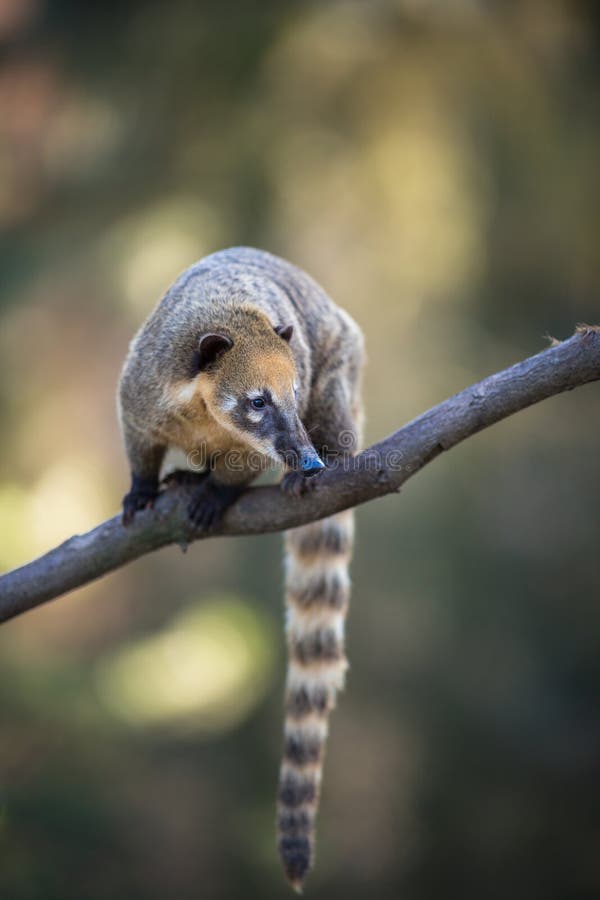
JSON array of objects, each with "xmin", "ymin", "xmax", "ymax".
[{"xmin": 122, "ymin": 487, "xmax": 158, "ymax": 526}]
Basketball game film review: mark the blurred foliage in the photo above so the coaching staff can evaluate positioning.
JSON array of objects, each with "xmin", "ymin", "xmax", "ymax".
[{"xmin": 1, "ymin": 1, "xmax": 600, "ymax": 898}]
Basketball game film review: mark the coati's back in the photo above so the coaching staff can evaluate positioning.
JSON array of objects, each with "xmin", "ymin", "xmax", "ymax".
[{"xmin": 118, "ymin": 247, "xmax": 364, "ymax": 889}]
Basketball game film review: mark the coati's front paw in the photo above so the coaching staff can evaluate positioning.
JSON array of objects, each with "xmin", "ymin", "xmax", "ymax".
[
  {"xmin": 280, "ymin": 470, "xmax": 322, "ymax": 498},
  {"xmin": 122, "ymin": 476, "xmax": 159, "ymax": 526},
  {"xmin": 187, "ymin": 479, "xmax": 242, "ymax": 531}
]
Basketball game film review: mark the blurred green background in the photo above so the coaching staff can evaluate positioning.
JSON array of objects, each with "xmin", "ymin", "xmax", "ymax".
[{"xmin": 1, "ymin": 1, "xmax": 599, "ymax": 898}]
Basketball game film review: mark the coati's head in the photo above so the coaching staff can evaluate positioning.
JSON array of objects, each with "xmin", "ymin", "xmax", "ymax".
[{"xmin": 186, "ymin": 308, "xmax": 324, "ymax": 475}]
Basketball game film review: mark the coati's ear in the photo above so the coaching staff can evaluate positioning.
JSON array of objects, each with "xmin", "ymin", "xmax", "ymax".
[
  {"xmin": 274, "ymin": 324, "xmax": 293, "ymax": 343},
  {"xmin": 197, "ymin": 333, "xmax": 233, "ymax": 371}
]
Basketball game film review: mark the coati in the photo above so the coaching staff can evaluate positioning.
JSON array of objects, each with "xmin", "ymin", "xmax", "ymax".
[{"xmin": 118, "ymin": 246, "xmax": 364, "ymax": 890}]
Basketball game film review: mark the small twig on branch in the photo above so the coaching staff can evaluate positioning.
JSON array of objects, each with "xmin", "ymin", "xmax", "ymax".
[{"xmin": 1, "ymin": 326, "xmax": 599, "ymax": 624}]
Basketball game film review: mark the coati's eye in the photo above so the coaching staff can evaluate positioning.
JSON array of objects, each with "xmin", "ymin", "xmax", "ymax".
[{"xmin": 251, "ymin": 397, "xmax": 266, "ymax": 410}]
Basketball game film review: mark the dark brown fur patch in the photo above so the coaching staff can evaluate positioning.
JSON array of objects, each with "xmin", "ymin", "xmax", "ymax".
[
  {"xmin": 278, "ymin": 809, "xmax": 313, "ymax": 836},
  {"xmin": 290, "ymin": 629, "xmax": 343, "ymax": 666},
  {"xmin": 278, "ymin": 836, "xmax": 311, "ymax": 885},
  {"xmin": 288, "ymin": 570, "xmax": 348, "ymax": 609},
  {"xmin": 290, "ymin": 523, "xmax": 351, "ymax": 558},
  {"xmin": 285, "ymin": 685, "xmax": 330, "ymax": 718},
  {"xmin": 284, "ymin": 733, "xmax": 323, "ymax": 766},
  {"xmin": 279, "ymin": 773, "xmax": 317, "ymax": 808}
]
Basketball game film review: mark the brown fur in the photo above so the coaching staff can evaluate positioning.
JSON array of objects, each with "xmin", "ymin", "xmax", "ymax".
[{"xmin": 118, "ymin": 247, "xmax": 364, "ymax": 888}]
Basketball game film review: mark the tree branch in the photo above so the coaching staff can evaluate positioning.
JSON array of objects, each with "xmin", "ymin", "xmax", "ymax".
[{"xmin": 1, "ymin": 326, "xmax": 599, "ymax": 624}]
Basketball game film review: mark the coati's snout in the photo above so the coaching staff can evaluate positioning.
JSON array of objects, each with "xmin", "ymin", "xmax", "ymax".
[
  {"xmin": 245, "ymin": 395, "xmax": 324, "ymax": 475},
  {"xmin": 275, "ymin": 408, "xmax": 324, "ymax": 475},
  {"xmin": 299, "ymin": 450, "xmax": 325, "ymax": 476},
  {"xmin": 276, "ymin": 420, "xmax": 325, "ymax": 476}
]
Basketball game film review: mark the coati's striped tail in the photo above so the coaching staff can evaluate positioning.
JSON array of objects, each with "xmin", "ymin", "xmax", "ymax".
[{"xmin": 277, "ymin": 510, "xmax": 354, "ymax": 891}]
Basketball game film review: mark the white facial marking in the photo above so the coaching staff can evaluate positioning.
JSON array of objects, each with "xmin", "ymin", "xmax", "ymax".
[{"xmin": 220, "ymin": 394, "xmax": 237, "ymax": 412}]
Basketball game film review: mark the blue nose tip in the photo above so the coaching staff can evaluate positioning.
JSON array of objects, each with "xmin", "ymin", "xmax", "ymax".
[{"xmin": 300, "ymin": 453, "xmax": 325, "ymax": 476}]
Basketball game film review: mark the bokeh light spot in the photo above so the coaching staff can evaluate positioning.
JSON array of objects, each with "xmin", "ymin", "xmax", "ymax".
[{"xmin": 95, "ymin": 596, "xmax": 276, "ymax": 735}]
